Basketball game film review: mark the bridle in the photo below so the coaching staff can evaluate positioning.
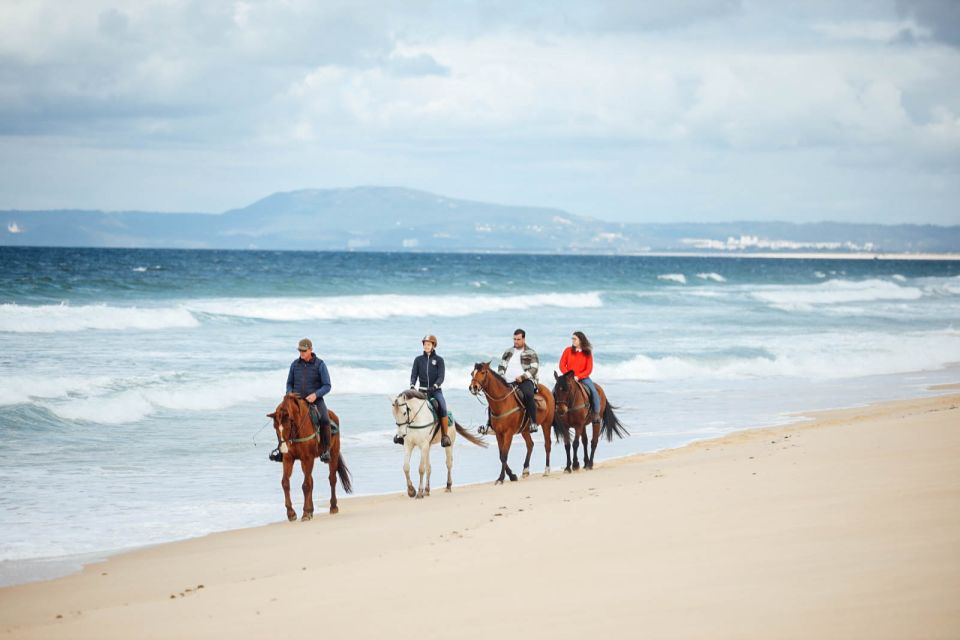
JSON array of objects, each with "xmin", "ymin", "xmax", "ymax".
[
  {"xmin": 469, "ymin": 366, "xmax": 525, "ymax": 422},
  {"xmin": 555, "ymin": 376, "xmax": 589, "ymax": 418},
  {"xmin": 392, "ymin": 395, "xmax": 434, "ymax": 430},
  {"xmin": 276, "ymin": 399, "xmax": 320, "ymax": 445}
]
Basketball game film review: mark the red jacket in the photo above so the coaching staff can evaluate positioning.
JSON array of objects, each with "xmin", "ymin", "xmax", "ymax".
[{"xmin": 559, "ymin": 347, "xmax": 593, "ymax": 379}]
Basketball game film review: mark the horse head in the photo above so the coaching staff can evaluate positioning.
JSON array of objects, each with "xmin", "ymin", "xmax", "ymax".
[
  {"xmin": 552, "ymin": 370, "xmax": 577, "ymax": 417},
  {"xmin": 468, "ymin": 362, "xmax": 490, "ymax": 395},
  {"xmin": 271, "ymin": 393, "xmax": 308, "ymax": 443}
]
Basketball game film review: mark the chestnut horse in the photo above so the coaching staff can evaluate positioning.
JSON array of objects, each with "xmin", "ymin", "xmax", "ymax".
[
  {"xmin": 552, "ymin": 370, "xmax": 628, "ymax": 472},
  {"xmin": 268, "ymin": 393, "xmax": 353, "ymax": 521},
  {"xmin": 468, "ymin": 362, "xmax": 555, "ymax": 484}
]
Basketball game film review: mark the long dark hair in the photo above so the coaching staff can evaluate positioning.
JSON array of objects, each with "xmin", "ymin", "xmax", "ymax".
[{"xmin": 573, "ymin": 331, "xmax": 592, "ymax": 355}]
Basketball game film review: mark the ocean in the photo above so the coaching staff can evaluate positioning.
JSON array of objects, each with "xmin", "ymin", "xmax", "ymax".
[{"xmin": 1, "ymin": 246, "xmax": 959, "ymax": 585}]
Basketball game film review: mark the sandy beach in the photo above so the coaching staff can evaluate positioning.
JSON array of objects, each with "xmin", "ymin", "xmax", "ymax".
[{"xmin": 2, "ymin": 390, "xmax": 958, "ymax": 639}]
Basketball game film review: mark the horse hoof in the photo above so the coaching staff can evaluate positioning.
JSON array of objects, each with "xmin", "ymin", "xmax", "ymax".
[
  {"xmin": 495, "ymin": 479, "xmax": 503, "ymax": 486},
  {"xmin": 416, "ymin": 493, "xmax": 424, "ymax": 500},
  {"xmin": 543, "ymin": 468, "xmax": 551, "ymax": 477},
  {"xmin": 329, "ymin": 506, "xmax": 339, "ymax": 515},
  {"xmin": 564, "ymin": 468, "xmax": 572, "ymax": 474},
  {"xmin": 445, "ymin": 486, "xmax": 452, "ymax": 493},
  {"xmin": 509, "ymin": 474, "xmax": 518, "ymax": 482},
  {"xmin": 301, "ymin": 514, "xmax": 312, "ymax": 522},
  {"xmin": 288, "ymin": 514, "xmax": 297, "ymax": 522},
  {"xmin": 425, "ymin": 490, "xmax": 431, "ymax": 496},
  {"xmin": 522, "ymin": 469, "xmax": 530, "ymax": 478},
  {"xmin": 407, "ymin": 487, "xmax": 416, "ymax": 498}
]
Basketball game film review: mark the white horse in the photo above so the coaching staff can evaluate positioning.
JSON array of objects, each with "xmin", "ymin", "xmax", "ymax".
[{"xmin": 390, "ymin": 389, "xmax": 487, "ymax": 498}]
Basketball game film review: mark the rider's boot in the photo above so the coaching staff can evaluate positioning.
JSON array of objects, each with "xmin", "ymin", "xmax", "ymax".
[
  {"xmin": 440, "ymin": 416, "xmax": 451, "ymax": 447},
  {"xmin": 528, "ymin": 421, "xmax": 539, "ymax": 433},
  {"xmin": 318, "ymin": 421, "xmax": 332, "ymax": 462}
]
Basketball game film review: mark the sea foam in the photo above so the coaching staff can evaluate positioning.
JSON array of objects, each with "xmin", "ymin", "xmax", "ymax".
[
  {"xmin": 0, "ymin": 303, "xmax": 199, "ymax": 333},
  {"xmin": 657, "ymin": 274, "xmax": 687, "ymax": 284},
  {"xmin": 750, "ymin": 279, "xmax": 923, "ymax": 311}
]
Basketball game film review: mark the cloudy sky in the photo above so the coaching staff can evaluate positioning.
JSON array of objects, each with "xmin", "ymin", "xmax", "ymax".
[{"xmin": 1, "ymin": 0, "xmax": 958, "ymax": 223}]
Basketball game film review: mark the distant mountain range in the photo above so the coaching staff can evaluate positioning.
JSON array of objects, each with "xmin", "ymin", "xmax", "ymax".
[{"xmin": 2, "ymin": 187, "xmax": 958, "ymax": 254}]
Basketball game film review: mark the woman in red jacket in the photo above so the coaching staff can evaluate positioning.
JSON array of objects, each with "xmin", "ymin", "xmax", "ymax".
[{"xmin": 559, "ymin": 331, "xmax": 600, "ymax": 421}]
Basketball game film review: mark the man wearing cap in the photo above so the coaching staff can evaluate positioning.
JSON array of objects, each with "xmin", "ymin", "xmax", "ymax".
[
  {"xmin": 405, "ymin": 334, "xmax": 450, "ymax": 447},
  {"xmin": 286, "ymin": 338, "xmax": 333, "ymax": 462}
]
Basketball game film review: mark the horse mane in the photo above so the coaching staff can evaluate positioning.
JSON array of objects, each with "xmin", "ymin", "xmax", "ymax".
[
  {"xmin": 400, "ymin": 389, "xmax": 426, "ymax": 400},
  {"xmin": 474, "ymin": 361, "xmax": 511, "ymax": 386}
]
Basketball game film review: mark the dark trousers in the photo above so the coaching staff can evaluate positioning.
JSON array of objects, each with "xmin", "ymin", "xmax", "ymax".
[
  {"xmin": 307, "ymin": 400, "xmax": 332, "ymax": 453},
  {"xmin": 425, "ymin": 388, "xmax": 447, "ymax": 418},
  {"xmin": 516, "ymin": 379, "xmax": 538, "ymax": 424}
]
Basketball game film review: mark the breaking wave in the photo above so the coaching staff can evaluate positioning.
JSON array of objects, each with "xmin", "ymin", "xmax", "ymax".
[
  {"xmin": 751, "ymin": 279, "xmax": 924, "ymax": 311},
  {"xmin": 657, "ymin": 274, "xmax": 687, "ymax": 284},
  {"xmin": 0, "ymin": 303, "xmax": 199, "ymax": 333}
]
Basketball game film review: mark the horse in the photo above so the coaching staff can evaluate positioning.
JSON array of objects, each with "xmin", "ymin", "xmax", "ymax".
[
  {"xmin": 468, "ymin": 362, "xmax": 556, "ymax": 484},
  {"xmin": 268, "ymin": 393, "xmax": 353, "ymax": 521},
  {"xmin": 391, "ymin": 389, "xmax": 488, "ymax": 498},
  {"xmin": 552, "ymin": 370, "xmax": 628, "ymax": 472}
]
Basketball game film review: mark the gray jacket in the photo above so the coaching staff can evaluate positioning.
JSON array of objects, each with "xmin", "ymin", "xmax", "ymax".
[{"xmin": 497, "ymin": 345, "xmax": 539, "ymax": 383}]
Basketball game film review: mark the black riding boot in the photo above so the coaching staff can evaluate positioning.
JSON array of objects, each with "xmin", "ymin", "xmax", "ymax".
[{"xmin": 318, "ymin": 421, "xmax": 332, "ymax": 462}]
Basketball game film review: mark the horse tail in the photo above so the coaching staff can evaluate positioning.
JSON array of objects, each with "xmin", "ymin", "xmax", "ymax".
[
  {"xmin": 455, "ymin": 421, "xmax": 489, "ymax": 448},
  {"xmin": 336, "ymin": 455, "xmax": 354, "ymax": 494},
  {"xmin": 601, "ymin": 403, "xmax": 629, "ymax": 441},
  {"xmin": 552, "ymin": 412, "xmax": 568, "ymax": 443}
]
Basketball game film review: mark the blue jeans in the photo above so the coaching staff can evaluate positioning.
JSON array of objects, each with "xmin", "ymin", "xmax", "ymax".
[
  {"xmin": 426, "ymin": 388, "xmax": 447, "ymax": 418},
  {"xmin": 580, "ymin": 378, "xmax": 600, "ymax": 415}
]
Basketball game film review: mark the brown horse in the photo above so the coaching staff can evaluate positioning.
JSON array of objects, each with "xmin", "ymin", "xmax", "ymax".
[
  {"xmin": 552, "ymin": 370, "xmax": 628, "ymax": 472},
  {"xmin": 268, "ymin": 393, "xmax": 353, "ymax": 521},
  {"xmin": 468, "ymin": 362, "xmax": 555, "ymax": 484}
]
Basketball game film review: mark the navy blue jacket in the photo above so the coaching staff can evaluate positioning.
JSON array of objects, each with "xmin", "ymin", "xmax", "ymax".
[
  {"xmin": 410, "ymin": 352, "xmax": 445, "ymax": 390},
  {"xmin": 287, "ymin": 355, "xmax": 331, "ymax": 400}
]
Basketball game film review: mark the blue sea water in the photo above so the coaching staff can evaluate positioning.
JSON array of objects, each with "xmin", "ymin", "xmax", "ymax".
[{"xmin": 1, "ymin": 246, "xmax": 959, "ymax": 585}]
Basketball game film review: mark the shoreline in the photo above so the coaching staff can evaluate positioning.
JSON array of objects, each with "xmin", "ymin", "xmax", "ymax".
[{"xmin": 2, "ymin": 388, "xmax": 958, "ymax": 638}]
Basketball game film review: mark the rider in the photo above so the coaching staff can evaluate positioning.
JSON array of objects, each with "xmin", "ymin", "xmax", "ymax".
[
  {"xmin": 496, "ymin": 328, "xmax": 541, "ymax": 433},
  {"xmin": 559, "ymin": 331, "xmax": 601, "ymax": 422},
  {"xmin": 286, "ymin": 338, "xmax": 333, "ymax": 462},
  {"xmin": 408, "ymin": 334, "xmax": 451, "ymax": 447}
]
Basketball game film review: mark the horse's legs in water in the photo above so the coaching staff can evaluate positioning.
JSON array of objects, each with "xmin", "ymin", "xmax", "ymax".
[
  {"xmin": 444, "ymin": 431, "xmax": 454, "ymax": 492},
  {"xmin": 281, "ymin": 457, "xmax": 296, "ymax": 521},
  {"xmin": 520, "ymin": 428, "xmax": 534, "ymax": 478},
  {"xmin": 300, "ymin": 455, "xmax": 315, "ymax": 521},
  {"xmin": 403, "ymin": 440, "xmax": 416, "ymax": 498},
  {"xmin": 416, "ymin": 441, "xmax": 428, "ymax": 499}
]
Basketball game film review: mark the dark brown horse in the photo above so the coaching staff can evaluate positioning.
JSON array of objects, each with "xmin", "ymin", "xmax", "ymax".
[
  {"xmin": 468, "ymin": 362, "xmax": 555, "ymax": 484},
  {"xmin": 552, "ymin": 370, "xmax": 628, "ymax": 472},
  {"xmin": 268, "ymin": 393, "xmax": 353, "ymax": 521}
]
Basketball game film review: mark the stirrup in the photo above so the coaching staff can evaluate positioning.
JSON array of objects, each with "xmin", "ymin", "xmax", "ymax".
[
  {"xmin": 393, "ymin": 434, "xmax": 405, "ymax": 445},
  {"xmin": 528, "ymin": 423, "xmax": 539, "ymax": 433},
  {"xmin": 268, "ymin": 447, "xmax": 283, "ymax": 462},
  {"xmin": 477, "ymin": 424, "xmax": 490, "ymax": 435},
  {"xmin": 319, "ymin": 450, "xmax": 331, "ymax": 463}
]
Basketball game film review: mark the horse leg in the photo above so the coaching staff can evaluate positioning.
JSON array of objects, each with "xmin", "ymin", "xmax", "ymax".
[
  {"xmin": 588, "ymin": 419, "xmax": 601, "ymax": 470},
  {"xmin": 300, "ymin": 456, "xmax": 315, "ymax": 521},
  {"xmin": 542, "ymin": 422, "xmax": 552, "ymax": 476},
  {"xmin": 504, "ymin": 428, "xmax": 518, "ymax": 482},
  {"xmin": 403, "ymin": 441, "xmax": 416, "ymax": 498},
  {"xmin": 494, "ymin": 431, "xmax": 508, "ymax": 485},
  {"xmin": 580, "ymin": 427, "xmax": 590, "ymax": 469},
  {"xmin": 281, "ymin": 458, "xmax": 296, "ymax": 521},
  {"xmin": 424, "ymin": 441, "xmax": 433, "ymax": 497},
  {"xmin": 520, "ymin": 429, "xmax": 534, "ymax": 478},
  {"xmin": 328, "ymin": 446, "xmax": 339, "ymax": 515},
  {"xmin": 445, "ymin": 438, "xmax": 454, "ymax": 492},
  {"xmin": 572, "ymin": 425, "xmax": 582, "ymax": 471},
  {"xmin": 416, "ymin": 443, "xmax": 427, "ymax": 499}
]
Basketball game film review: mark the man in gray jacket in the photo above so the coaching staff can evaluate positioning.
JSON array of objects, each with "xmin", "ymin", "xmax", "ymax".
[{"xmin": 496, "ymin": 328, "xmax": 541, "ymax": 432}]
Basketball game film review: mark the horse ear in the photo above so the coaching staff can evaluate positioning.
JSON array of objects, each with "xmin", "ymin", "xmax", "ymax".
[
  {"xmin": 267, "ymin": 412, "xmax": 276, "ymax": 418},
  {"xmin": 553, "ymin": 370, "xmax": 559, "ymax": 380}
]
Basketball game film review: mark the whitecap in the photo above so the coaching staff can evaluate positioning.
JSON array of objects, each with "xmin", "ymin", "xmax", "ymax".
[
  {"xmin": 695, "ymin": 273, "xmax": 726, "ymax": 283},
  {"xmin": 0, "ymin": 303, "xmax": 199, "ymax": 333},
  {"xmin": 751, "ymin": 279, "xmax": 923, "ymax": 311},
  {"xmin": 657, "ymin": 274, "xmax": 687, "ymax": 285}
]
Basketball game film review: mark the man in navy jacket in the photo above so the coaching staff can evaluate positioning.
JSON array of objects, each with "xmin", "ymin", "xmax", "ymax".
[{"xmin": 286, "ymin": 338, "xmax": 333, "ymax": 462}]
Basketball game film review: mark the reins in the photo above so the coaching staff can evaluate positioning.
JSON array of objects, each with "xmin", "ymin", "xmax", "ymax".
[
  {"xmin": 393, "ymin": 396, "xmax": 435, "ymax": 429},
  {"xmin": 470, "ymin": 369, "xmax": 527, "ymax": 421}
]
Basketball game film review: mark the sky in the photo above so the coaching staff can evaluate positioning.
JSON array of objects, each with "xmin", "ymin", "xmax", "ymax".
[{"xmin": 0, "ymin": 0, "xmax": 958, "ymax": 224}]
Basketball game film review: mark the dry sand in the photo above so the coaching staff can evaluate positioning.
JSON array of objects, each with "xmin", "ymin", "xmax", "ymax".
[{"xmin": 2, "ymin": 391, "xmax": 958, "ymax": 639}]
